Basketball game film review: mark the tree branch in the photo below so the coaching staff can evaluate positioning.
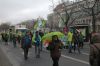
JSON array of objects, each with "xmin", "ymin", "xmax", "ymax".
[
  {"xmin": 82, "ymin": 9, "xmax": 92, "ymax": 16},
  {"xmin": 82, "ymin": 0, "xmax": 92, "ymax": 9},
  {"xmin": 56, "ymin": 11, "xmax": 65, "ymax": 23},
  {"xmin": 68, "ymin": 14, "xmax": 82, "ymax": 27},
  {"xmin": 93, "ymin": 0, "xmax": 99, "ymax": 8},
  {"xmin": 61, "ymin": 0, "xmax": 70, "ymax": 21}
]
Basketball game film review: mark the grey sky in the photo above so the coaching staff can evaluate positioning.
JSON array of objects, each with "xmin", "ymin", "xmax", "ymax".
[{"xmin": 0, "ymin": 0, "xmax": 73, "ymax": 24}]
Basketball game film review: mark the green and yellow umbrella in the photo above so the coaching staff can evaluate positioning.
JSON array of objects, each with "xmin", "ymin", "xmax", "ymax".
[{"xmin": 42, "ymin": 32, "xmax": 65, "ymax": 46}]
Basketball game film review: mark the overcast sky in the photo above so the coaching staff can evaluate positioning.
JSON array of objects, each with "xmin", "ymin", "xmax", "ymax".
[{"xmin": 0, "ymin": 0, "xmax": 73, "ymax": 24}]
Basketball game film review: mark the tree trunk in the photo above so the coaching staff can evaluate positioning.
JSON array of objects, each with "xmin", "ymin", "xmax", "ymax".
[{"xmin": 92, "ymin": 8, "xmax": 96, "ymax": 32}]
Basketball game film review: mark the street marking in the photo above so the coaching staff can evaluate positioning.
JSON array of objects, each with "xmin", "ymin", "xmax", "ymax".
[
  {"xmin": 61, "ymin": 54, "xmax": 89, "ymax": 65},
  {"xmin": 43, "ymin": 49, "xmax": 89, "ymax": 64},
  {"xmin": 82, "ymin": 52, "xmax": 89, "ymax": 56}
]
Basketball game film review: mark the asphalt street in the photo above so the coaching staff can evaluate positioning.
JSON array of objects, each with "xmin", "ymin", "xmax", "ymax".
[{"xmin": 0, "ymin": 42, "xmax": 90, "ymax": 66}]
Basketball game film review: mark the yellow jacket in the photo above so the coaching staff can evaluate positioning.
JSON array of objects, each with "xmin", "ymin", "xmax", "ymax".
[{"xmin": 67, "ymin": 31, "xmax": 73, "ymax": 42}]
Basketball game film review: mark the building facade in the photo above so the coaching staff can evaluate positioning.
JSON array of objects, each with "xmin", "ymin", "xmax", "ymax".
[{"xmin": 47, "ymin": 0, "xmax": 100, "ymax": 41}]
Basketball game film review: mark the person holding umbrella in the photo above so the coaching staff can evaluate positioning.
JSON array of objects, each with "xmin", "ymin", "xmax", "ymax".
[{"xmin": 47, "ymin": 35, "xmax": 63, "ymax": 66}]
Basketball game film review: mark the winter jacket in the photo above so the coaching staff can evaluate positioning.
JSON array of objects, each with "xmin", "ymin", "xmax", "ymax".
[
  {"xmin": 47, "ymin": 40, "xmax": 63, "ymax": 58},
  {"xmin": 79, "ymin": 33, "xmax": 84, "ymax": 42},
  {"xmin": 21, "ymin": 35, "xmax": 32, "ymax": 49},
  {"xmin": 32, "ymin": 34, "xmax": 41, "ymax": 46},
  {"xmin": 67, "ymin": 31, "xmax": 73, "ymax": 42}
]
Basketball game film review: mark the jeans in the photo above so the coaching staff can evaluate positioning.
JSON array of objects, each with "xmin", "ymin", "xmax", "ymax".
[
  {"xmin": 13, "ymin": 41, "xmax": 16, "ymax": 48},
  {"xmin": 35, "ymin": 45, "xmax": 40, "ymax": 58},
  {"xmin": 68, "ymin": 41, "xmax": 72, "ymax": 53},
  {"xmin": 24, "ymin": 48, "xmax": 29, "ymax": 60},
  {"xmin": 74, "ymin": 42, "xmax": 80, "ymax": 53},
  {"xmin": 52, "ymin": 57, "xmax": 59, "ymax": 66}
]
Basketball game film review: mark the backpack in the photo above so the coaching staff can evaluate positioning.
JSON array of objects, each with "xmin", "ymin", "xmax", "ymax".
[
  {"xmin": 24, "ymin": 35, "xmax": 31, "ymax": 45},
  {"xmin": 93, "ymin": 44, "xmax": 100, "ymax": 66}
]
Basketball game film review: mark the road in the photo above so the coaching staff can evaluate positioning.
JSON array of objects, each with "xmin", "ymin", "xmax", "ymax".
[{"xmin": 0, "ymin": 42, "xmax": 90, "ymax": 66}]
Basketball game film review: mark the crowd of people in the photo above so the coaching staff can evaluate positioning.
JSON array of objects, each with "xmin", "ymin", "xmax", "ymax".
[
  {"xmin": 1, "ymin": 30, "xmax": 43, "ymax": 60},
  {"xmin": 0, "ymin": 28, "xmax": 100, "ymax": 66},
  {"xmin": 67, "ymin": 29, "xmax": 84, "ymax": 53}
]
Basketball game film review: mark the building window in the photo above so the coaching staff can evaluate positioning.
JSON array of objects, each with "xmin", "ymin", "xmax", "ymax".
[
  {"xmin": 80, "ymin": 20, "xmax": 82, "ymax": 24},
  {"xmin": 83, "ymin": 20, "xmax": 85, "ymax": 24},
  {"xmin": 89, "ymin": 19, "xmax": 91, "ymax": 22},
  {"xmin": 76, "ymin": 21, "xmax": 79, "ymax": 24},
  {"xmin": 86, "ymin": 19, "xmax": 89, "ymax": 23}
]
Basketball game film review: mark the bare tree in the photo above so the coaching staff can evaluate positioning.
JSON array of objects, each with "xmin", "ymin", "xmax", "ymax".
[
  {"xmin": 61, "ymin": 0, "xmax": 82, "ymax": 27},
  {"xmin": 50, "ymin": 0, "xmax": 82, "ymax": 31},
  {"xmin": 80, "ymin": 0, "xmax": 100, "ymax": 32},
  {"xmin": 0, "ymin": 22, "xmax": 11, "ymax": 31}
]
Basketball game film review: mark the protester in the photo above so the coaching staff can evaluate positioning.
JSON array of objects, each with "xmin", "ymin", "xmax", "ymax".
[
  {"xmin": 47, "ymin": 35, "xmax": 63, "ymax": 66},
  {"xmin": 67, "ymin": 29, "xmax": 73, "ymax": 53},
  {"xmin": 29, "ymin": 31, "xmax": 33, "ymax": 38},
  {"xmin": 4, "ymin": 33, "xmax": 9, "ymax": 45},
  {"xmin": 60, "ymin": 34, "xmax": 67, "ymax": 49},
  {"xmin": 17, "ymin": 34, "xmax": 21, "ymax": 44},
  {"xmin": 9, "ymin": 32, "xmax": 13, "ymax": 42},
  {"xmin": 78, "ymin": 32, "xmax": 84, "ymax": 48},
  {"xmin": 73, "ymin": 30, "xmax": 80, "ymax": 53},
  {"xmin": 89, "ymin": 32, "xmax": 94, "ymax": 44},
  {"xmin": 32, "ymin": 31, "xmax": 41, "ymax": 58},
  {"xmin": 21, "ymin": 31, "xmax": 32, "ymax": 60},
  {"xmin": 12, "ymin": 33, "xmax": 17, "ymax": 48},
  {"xmin": 1, "ymin": 33, "xmax": 5, "ymax": 42},
  {"xmin": 89, "ymin": 33, "xmax": 100, "ymax": 66},
  {"xmin": 39, "ymin": 30, "xmax": 44, "ymax": 51},
  {"xmin": 39, "ymin": 30, "xmax": 44, "ymax": 37}
]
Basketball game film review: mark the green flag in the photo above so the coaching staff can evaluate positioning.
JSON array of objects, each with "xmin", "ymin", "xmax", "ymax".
[
  {"xmin": 34, "ymin": 21, "xmax": 38, "ymax": 29},
  {"xmin": 42, "ymin": 20, "xmax": 46, "ymax": 27}
]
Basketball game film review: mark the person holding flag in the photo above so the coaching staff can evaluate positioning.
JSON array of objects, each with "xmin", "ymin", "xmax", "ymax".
[{"xmin": 32, "ymin": 31, "xmax": 41, "ymax": 58}]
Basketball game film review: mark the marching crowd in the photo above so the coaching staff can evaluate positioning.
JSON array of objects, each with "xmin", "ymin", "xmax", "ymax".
[{"xmin": 0, "ymin": 28, "xmax": 100, "ymax": 66}]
